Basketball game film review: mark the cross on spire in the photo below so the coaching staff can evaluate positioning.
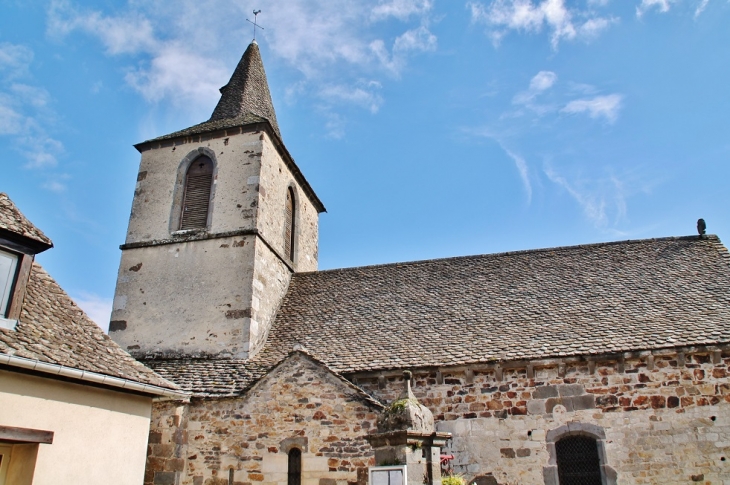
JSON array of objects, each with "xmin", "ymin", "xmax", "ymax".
[{"xmin": 246, "ymin": 9, "xmax": 264, "ymax": 41}]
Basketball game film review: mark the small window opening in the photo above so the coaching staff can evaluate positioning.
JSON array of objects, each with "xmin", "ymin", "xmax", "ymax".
[
  {"xmin": 287, "ymin": 448, "xmax": 301, "ymax": 485},
  {"xmin": 556, "ymin": 435, "xmax": 602, "ymax": 485},
  {"xmin": 180, "ymin": 156, "xmax": 214, "ymax": 230},
  {"xmin": 284, "ymin": 188, "xmax": 296, "ymax": 261}
]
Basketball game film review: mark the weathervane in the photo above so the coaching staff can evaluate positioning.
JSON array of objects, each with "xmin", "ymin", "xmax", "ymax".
[{"xmin": 246, "ymin": 9, "xmax": 264, "ymax": 41}]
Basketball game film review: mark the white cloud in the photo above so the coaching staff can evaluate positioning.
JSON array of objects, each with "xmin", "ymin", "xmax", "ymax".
[
  {"xmin": 561, "ymin": 94, "xmax": 623, "ymax": 123},
  {"xmin": 47, "ymin": 0, "xmax": 437, "ymax": 135},
  {"xmin": 530, "ymin": 70, "xmax": 557, "ymax": 91},
  {"xmin": 469, "ymin": 0, "xmax": 616, "ymax": 49},
  {"xmin": 42, "ymin": 180, "xmax": 67, "ymax": 193},
  {"xmin": 72, "ymin": 292, "xmax": 113, "ymax": 332},
  {"xmin": 0, "ymin": 43, "xmax": 34, "ymax": 79},
  {"xmin": 636, "ymin": 0, "xmax": 674, "ymax": 16},
  {"xmin": 544, "ymin": 163, "xmax": 627, "ymax": 230},
  {"xmin": 503, "ymin": 147, "xmax": 532, "ymax": 203},
  {"xmin": 0, "ymin": 43, "xmax": 66, "ymax": 175},
  {"xmin": 512, "ymin": 70, "xmax": 558, "ymax": 114},
  {"xmin": 371, "ymin": 0, "xmax": 433, "ymax": 20},
  {"xmin": 694, "ymin": 0, "xmax": 710, "ymax": 17},
  {"xmin": 371, "ymin": 25, "xmax": 437, "ymax": 75},
  {"xmin": 319, "ymin": 82, "xmax": 384, "ymax": 113}
]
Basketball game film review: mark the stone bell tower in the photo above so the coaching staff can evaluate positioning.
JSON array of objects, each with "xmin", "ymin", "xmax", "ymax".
[{"xmin": 109, "ymin": 40, "xmax": 325, "ymax": 360}]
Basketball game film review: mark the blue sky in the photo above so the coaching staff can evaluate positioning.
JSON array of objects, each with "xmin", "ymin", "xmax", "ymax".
[{"xmin": 2, "ymin": 0, "xmax": 729, "ymax": 330}]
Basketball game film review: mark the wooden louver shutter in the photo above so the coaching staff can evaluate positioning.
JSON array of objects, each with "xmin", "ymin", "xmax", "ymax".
[
  {"xmin": 180, "ymin": 157, "xmax": 213, "ymax": 230},
  {"xmin": 284, "ymin": 188, "xmax": 295, "ymax": 261}
]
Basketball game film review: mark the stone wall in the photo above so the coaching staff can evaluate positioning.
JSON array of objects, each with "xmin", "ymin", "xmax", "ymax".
[
  {"xmin": 353, "ymin": 347, "xmax": 730, "ymax": 484},
  {"xmin": 248, "ymin": 238, "xmax": 292, "ymax": 357},
  {"xmin": 127, "ymin": 131, "xmax": 263, "ymax": 244},
  {"xmin": 111, "ymin": 235, "xmax": 257, "ymax": 358},
  {"xmin": 145, "ymin": 353, "xmax": 380, "ymax": 485},
  {"xmin": 113, "ymin": 126, "xmax": 321, "ymax": 359},
  {"xmin": 257, "ymin": 131, "xmax": 319, "ymax": 273}
]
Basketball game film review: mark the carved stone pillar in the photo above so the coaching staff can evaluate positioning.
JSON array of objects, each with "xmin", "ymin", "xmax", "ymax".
[{"xmin": 366, "ymin": 371, "xmax": 451, "ymax": 485}]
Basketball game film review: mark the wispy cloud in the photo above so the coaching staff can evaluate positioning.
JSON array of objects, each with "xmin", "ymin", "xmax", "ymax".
[
  {"xmin": 561, "ymin": 94, "xmax": 623, "ymax": 123},
  {"xmin": 72, "ymin": 291, "xmax": 113, "ymax": 332},
  {"xmin": 694, "ymin": 0, "xmax": 710, "ymax": 17},
  {"xmin": 544, "ymin": 163, "xmax": 628, "ymax": 231},
  {"xmin": 636, "ymin": 0, "xmax": 675, "ymax": 17},
  {"xmin": 47, "ymin": 0, "xmax": 437, "ymax": 133},
  {"xmin": 0, "ymin": 42, "xmax": 66, "ymax": 188},
  {"xmin": 468, "ymin": 0, "xmax": 616, "ymax": 49},
  {"xmin": 503, "ymin": 146, "xmax": 533, "ymax": 203},
  {"xmin": 463, "ymin": 127, "xmax": 533, "ymax": 203},
  {"xmin": 371, "ymin": 0, "xmax": 433, "ymax": 20},
  {"xmin": 512, "ymin": 70, "xmax": 558, "ymax": 114},
  {"xmin": 319, "ymin": 82, "xmax": 384, "ymax": 113}
]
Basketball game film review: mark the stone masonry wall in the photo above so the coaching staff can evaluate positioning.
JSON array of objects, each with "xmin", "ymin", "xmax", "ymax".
[
  {"xmin": 248, "ymin": 237, "xmax": 292, "ymax": 358},
  {"xmin": 257, "ymin": 131, "xmax": 319, "ymax": 273},
  {"xmin": 146, "ymin": 354, "xmax": 380, "ymax": 485},
  {"xmin": 354, "ymin": 347, "xmax": 730, "ymax": 484}
]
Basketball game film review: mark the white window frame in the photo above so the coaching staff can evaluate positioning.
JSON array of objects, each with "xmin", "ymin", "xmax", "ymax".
[
  {"xmin": 0, "ymin": 249, "xmax": 19, "ymax": 330},
  {"xmin": 369, "ymin": 465, "xmax": 407, "ymax": 485}
]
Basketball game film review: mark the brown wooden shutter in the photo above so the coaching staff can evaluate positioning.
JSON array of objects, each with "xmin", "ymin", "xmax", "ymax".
[
  {"xmin": 284, "ymin": 188, "xmax": 295, "ymax": 261},
  {"xmin": 180, "ymin": 157, "xmax": 213, "ymax": 230}
]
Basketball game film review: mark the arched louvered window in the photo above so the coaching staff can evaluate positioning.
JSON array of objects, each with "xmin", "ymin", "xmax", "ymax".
[
  {"xmin": 287, "ymin": 448, "xmax": 301, "ymax": 485},
  {"xmin": 180, "ymin": 156, "xmax": 213, "ymax": 230},
  {"xmin": 556, "ymin": 435, "xmax": 602, "ymax": 485},
  {"xmin": 284, "ymin": 187, "xmax": 295, "ymax": 261}
]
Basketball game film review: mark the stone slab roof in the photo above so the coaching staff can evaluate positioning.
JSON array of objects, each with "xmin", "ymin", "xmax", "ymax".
[
  {"xmin": 0, "ymin": 193, "xmax": 52, "ymax": 247},
  {"xmin": 144, "ymin": 358, "xmax": 269, "ymax": 397},
  {"xmin": 137, "ymin": 113, "xmax": 269, "ymax": 145},
  {"xmin": 147, "ymin": 236, "xmax": 730, "ymax": 396},
  {"xmin": 258, "ymin": 236, "xmax": 730, "ymax": 373},
  {"xmin": 146, "ymin": 351, "xmax": 385, "ymax": 406},
  {"xmin": 0, "ymin": 262, "xmax": 178, "ymax": 390}
]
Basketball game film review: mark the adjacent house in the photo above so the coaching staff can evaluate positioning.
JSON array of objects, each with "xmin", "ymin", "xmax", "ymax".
[{"xmin": 0, "ymin": 193, "xmax": 189, "ymax": 485}]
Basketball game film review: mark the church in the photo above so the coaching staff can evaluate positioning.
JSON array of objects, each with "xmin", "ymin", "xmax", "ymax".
[{"xmin": 108, "ymin": 40, "xmax": 730, "ymax": 485}]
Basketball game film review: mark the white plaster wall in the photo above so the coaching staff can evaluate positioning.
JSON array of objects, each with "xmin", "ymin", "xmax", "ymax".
[
  {"xmin": 110, "ymin": 235, "xmax": 256, "ymax": 358},
  {"xmin": 0, "ymin": 370, "xmax": 152, "ymax": 485}
]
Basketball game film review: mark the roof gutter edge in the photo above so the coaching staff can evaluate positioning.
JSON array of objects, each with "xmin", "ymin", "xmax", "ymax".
[{"xmin": 0, "ymin": 353, "xmax": 191, "ymax": 401}]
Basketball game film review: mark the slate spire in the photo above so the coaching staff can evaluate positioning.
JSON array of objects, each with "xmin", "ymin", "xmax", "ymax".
[{"xmin": 209, "ymin": 40, "xmax": 280, "ymax": 137}]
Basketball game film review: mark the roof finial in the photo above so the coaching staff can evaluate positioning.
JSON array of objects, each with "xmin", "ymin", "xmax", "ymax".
[{"xmin": 246, "ymin": 9, "xmax": 264, "ymax": 42}]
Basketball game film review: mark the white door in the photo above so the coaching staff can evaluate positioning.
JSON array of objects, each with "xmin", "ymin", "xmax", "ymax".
[{"xmin": 0, "ymin": 444, "xmax": 12, "ymax": 485}]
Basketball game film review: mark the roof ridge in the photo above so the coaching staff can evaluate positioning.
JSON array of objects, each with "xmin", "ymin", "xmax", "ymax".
[{"xmin": 298, "ymin": 234, "xmax": 720, "ymax": 276}]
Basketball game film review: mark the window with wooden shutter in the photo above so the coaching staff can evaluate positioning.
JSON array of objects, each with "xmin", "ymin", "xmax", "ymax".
[
  {"xmin": 180, "ymin": 156, "xmax": 213, "ymax": 230},
  {"xmin": 284, "ymin": 187, "xmax": 295, "ymax": 261},
  {"xmin": 556, "ymin": 435, "xmax": 602, "ymax": 485},
  {"xmin": 287, "ymin": 448, "xmax": 301, "ymax": 485}
]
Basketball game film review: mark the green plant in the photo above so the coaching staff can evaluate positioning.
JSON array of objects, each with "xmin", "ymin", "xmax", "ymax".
[
  {"xmin": 441, "ymin": 474, "xmax": 466, "ymax": 485},
  {"xmin": 389, "ymin": 398, "xmax": 419, "ymax": 412}
]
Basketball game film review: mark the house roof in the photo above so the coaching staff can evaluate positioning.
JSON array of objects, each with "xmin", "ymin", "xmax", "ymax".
[
  {"xmin": 0, "ymin": 193, "xmax": 52, "ymax": 248},
  {"xmin": 150, "ymin": 235, "xmax": 730, "ymax": 396},
  {"xmin": 255, "ymin": 235, "xmax": 730, "ymax": 373},
  {"xmin": 147, "ymin": 350, "xmax": 384, "ymax": 407},
  {"xmin": 0, "ymin": 262, "xmax": 180, "ymax": 392}
]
